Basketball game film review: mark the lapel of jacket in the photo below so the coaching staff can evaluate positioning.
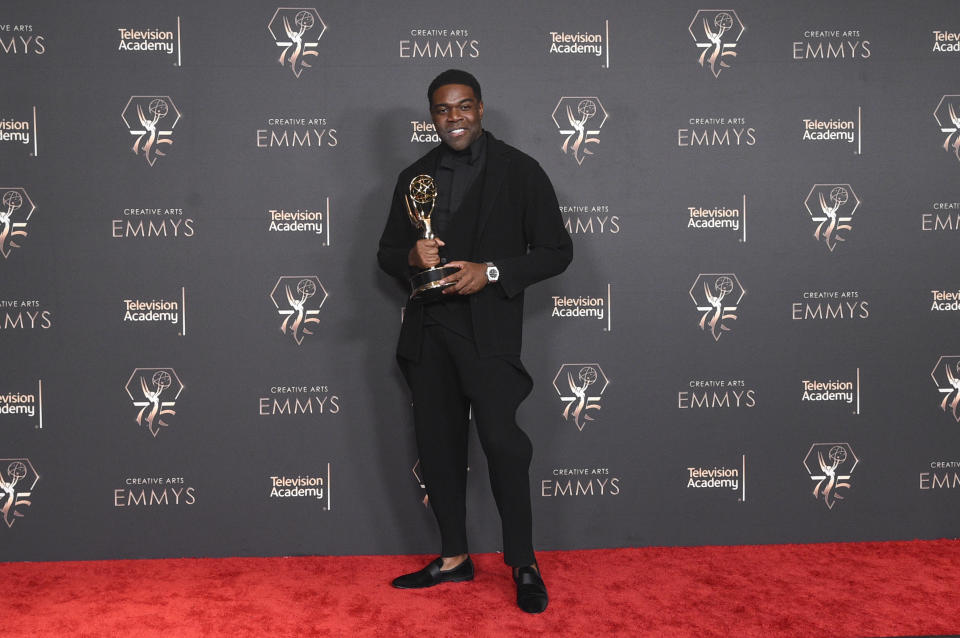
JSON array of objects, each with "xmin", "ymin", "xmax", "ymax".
[{"xmin": 473, "ymin": 132, "xmax": 510, "ymax": 253}]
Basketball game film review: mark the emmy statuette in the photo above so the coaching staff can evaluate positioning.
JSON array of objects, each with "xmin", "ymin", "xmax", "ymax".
[{"xmin": 404, "ymin": 174, "xmax": 459, "ymax": 301}]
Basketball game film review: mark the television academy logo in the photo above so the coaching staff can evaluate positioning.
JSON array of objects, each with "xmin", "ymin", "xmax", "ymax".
[
  {"xmin": 931, "ymin": 356, "xmax": 960, "ymax": 423},
  {"xmin": 802, "ymin": 368, "xmax": 861, "ymax": 414},
  {"xmin": 553, "ymin": 363, "xmax": 609, "ymax": 431},
  {"xmin": 0, "ymin": 107, "xmax": 38, "ymax": 156},
  {"xmin": 269, "ymin": 464, "xmax": 331, "ymax": 509},
  {"xmin": 122, "ymin": 288, "xmax": 186, "ymax": 336},
  {"xmin": 121, "ymin": 96, "xmax": 181, "ymax": 166},
  {"xmin": 552, "ymin": 97, "xmax": 608, "ymax": 165},
  {"xmin": 0, "ymin": 380, "xmax": 43, "ymax": 428},
  {"xmin": 116, "ymin": 19, "xmax": 181, "ymax": 65},
  {"xmin": 932, "ymin": 30, "xmax": 960, "ymax": 54},
  {"xmin": 409, "ymin": 120, "xmax": 439, "ymax": 144},
  {"xmin": 801, "ymin": 109, "xmax": 862, "ymax": 154},
  {"xmin": 803, "ymin": 443, "xmax": 858, "ymax": 509},
  {"xmin": 124, "ymin": 368, "xmax": 184, "ymax": 437},
  {"xmin": 686, "ymin": 455, "xmax": 746, "ymax": 502},
  {"xmin": 804, "ymin": 184, "xmax": 860, "ymax": 251},
  {"xmin": 267, "ymin": 198, "xmax": 330, "ymax": 244},
  {"xmin": 930, "ymin": 289, "xmax": 960, "ymax": 312},
  {"xmin": 686, "ymin": 195, "xmax": 747, "ymax": 242},
  {"xmin": 689, "ymin": 10, "xmax": 744, "ymax": 78},
  {"xmin": 547, "ymin": 20, "xmax": 610, "ymax": 68},
  {"xmin": 0, "ymin": 188, "xmax": 35, "ymax": 259},
  {"xmin": 0, "ymin": 459, "xmax": 38, "ymax": 527},
  {"xmin": 268, "ymin": 8, "xmax": 326, "ymax": 78},
  {"xmin": 689, "ymin": 273, "xmax": 746, "ymax": 340},
  {"xmin": 270, "ymin": 276, "xmax": 327, "ymax": 345},
  {"xmin": 550, "ymin": 285, "xmax": 611, "ymax": 331}
]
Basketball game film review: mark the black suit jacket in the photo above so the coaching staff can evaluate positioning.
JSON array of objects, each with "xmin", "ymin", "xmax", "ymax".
[{"xmin": 378, "ymin": 132, "xmax": 573, "ymax": 360}]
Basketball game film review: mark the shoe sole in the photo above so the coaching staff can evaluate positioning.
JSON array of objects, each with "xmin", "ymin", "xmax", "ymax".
[{"xmin": 391, "ymin": 573, "xmax": 474, "ymax": 589}]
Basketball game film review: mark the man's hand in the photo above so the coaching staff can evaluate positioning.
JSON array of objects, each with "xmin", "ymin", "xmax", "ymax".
[
  {"xmin": 408, "ymin": 238, "xmax": 445, "ymax": 269},
  {"xmin": 441, "ymin": 261, "xmax": 488, "ymax": 295}
]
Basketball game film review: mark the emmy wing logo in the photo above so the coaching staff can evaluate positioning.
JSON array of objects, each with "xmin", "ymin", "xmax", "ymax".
[
  {"xmin": 553, "ymin": 364, "xmax": 609, "ymax": 431},
  {"xmin": 931, "ymin": 356, "xmax": 960, "ymax": 422},
  {"xmin": 121, "ymin": 96, "xmax": 181, "ymax": 166},
  {"xmin": 689, "ymin": 273, "xmax": 745, "ymax": 340},
  {"xmin": 124, "ymin": 368, "xmax": 184, "ymax": 437},
  {"xmin": 803, "ymin": 443, "xmax": 858, "ymax": 509},
  {"xmin": 935, "ymin": 95, "xmax": 960, "ymax": 163},
  {"xmin": 270, "ymin": 276, "xmax": 327, "ymax": 345},
  {"xmin": 412, "ymin": 459, "xmax": 428, "ymax": 507},
  {"xmin": 0, "ymin": 188, "xmax": 35, "ymax": 259},
  {"xmin": 689, "ymin": 10, "xmax": 745, "ymax": 78},
  {"xmin": 268, "ymin": 8, "xmax": 326, "ymax": 78},
  {"xmin": 0, "ymin": 459, "xmax": 39, "ymax": 528},
  {"xmin": 412, "ymin": 458, "xmax": 471, "ymax": 507},
  {"xmin": 805, "ymin": 184, "xmax": 860, "ymax": 252},
  {"xmin": 552, "ymin": 97, "xmax": 608, "ymax": 165}
]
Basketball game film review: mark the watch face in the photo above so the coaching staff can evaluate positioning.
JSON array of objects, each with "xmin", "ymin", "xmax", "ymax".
[{"xmin": 486, "ymin": 266, "xmax": 499, "ymax": 281}]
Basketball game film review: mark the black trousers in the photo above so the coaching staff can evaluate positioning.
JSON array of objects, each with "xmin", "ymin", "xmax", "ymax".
[{"xmin": 400, "ymin": 323, "xmax": 536, "ymax": 567}]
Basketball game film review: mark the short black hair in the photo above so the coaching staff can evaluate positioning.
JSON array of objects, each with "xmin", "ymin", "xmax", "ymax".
[{"xmin": 427, "ymin": 69, "xmax": 482, "ymax": 104}]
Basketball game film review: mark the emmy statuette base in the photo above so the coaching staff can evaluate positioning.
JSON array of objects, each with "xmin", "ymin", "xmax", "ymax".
[{"xmin": 410, "ymin": 265, "xmax": 460, "ymax": 301}]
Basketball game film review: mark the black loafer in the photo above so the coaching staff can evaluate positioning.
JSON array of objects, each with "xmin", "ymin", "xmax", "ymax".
[
  {"xmin": 391, "ymin": 557, "xmax": 474, "ymax": 589},
  {"xmin": 514, "ymin": 565, "xmax": 548, "ymax": 613}
]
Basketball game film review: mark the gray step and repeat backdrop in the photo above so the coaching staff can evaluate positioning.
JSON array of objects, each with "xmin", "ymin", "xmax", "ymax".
[{"xmin": 3, "ymin": 0, "xmax": 960, "ymax": 562}]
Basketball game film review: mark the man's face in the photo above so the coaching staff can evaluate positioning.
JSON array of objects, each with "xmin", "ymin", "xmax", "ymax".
[{"xmin": 430, "ymin": 83, "xmax": 484, "ymax": 152}]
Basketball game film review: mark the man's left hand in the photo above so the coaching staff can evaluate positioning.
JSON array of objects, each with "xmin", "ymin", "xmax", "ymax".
[{"xmin": 441, "ymin": 262, "xmax": 488, "ymax": 295}]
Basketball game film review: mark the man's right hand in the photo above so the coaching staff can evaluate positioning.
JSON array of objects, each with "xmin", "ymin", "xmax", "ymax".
[{"xmin": 408, "ymin": 238, "xmax": 445, "ymax": 269}]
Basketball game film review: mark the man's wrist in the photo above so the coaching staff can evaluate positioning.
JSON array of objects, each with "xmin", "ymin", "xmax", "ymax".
[{"xmin": 485, "ymin": 262, "xmax": 500, "ymax": 283}]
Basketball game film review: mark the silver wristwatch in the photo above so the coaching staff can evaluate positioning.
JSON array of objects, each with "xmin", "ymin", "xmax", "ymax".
[{"xmin": 485, "ymin": 262, "xmax": 500, "ymax": 282}]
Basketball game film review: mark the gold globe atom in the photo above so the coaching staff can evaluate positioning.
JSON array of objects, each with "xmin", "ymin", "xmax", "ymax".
[
  {"xmin": 579, "ymin": 366, "xmax": 598, "ymax": 385},
  {"xmin": 297, "ymin": 279, "xmax": 317, "ymax": 298},
  {"xmin": 295, "ymin": 10, "xmax": 314, "ymax": 30},
  {"xmin": 149, "ymin": 98, "xmax": 169, "ymax": 119},
  {"xmin": 152, "ymin": 370, "xmax": 172, "ymax": 389},
  {"xmin": 830, "ymin": 187, "xmax": 849, "ymax": 206},
  {"xmin": 715, "ymin": 13, "xmax": 734, "ymax": 30},
  {"xmin": 715, "ymin": 276, "xmax": 734, "ymax": 295},
  {"xmin": 828, "ymin": 446, "xmax": 847, "ymax": 464},
  {"xmin": 3, "ymin": 191, "xmax": 23, "ymax": 209},
  {"xmin": 409, "ymin": 175, "xmax": 437, "ymax": 204},
  {"xmin": 7, "ymin": 461, "xmax": 27, "ymax": 480}
]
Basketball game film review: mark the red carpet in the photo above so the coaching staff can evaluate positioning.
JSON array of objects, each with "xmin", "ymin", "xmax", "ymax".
[{"xmin": 5, "ymin": 540, "xmax": 960, "ymax": 637}]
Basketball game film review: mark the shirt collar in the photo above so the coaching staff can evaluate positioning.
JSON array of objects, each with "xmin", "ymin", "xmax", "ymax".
[{"xmin": 439, "ymin": 131, "xmax": 486, "ymax": 168}]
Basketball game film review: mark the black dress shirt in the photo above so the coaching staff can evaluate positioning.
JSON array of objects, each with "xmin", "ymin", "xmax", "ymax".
[
  {"xmin": 432, "ymin": 132, "xmax": 487, "ymax": 244},
  {"xmin": 423, "ymin": 133, "xmax": 488, "ymax": 337}
]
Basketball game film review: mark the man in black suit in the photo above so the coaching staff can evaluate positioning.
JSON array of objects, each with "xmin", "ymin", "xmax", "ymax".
[{"xmin": 377, "ymin": 69, "xmax": 572, "ymax": 614}]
